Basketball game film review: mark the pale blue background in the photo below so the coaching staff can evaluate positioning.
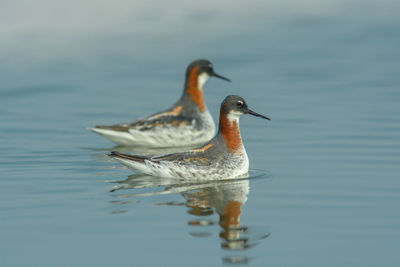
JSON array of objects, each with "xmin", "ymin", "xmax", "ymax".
[{"xmin": 1, "ymin": 0, "xmax": 399, "ymax": 266}]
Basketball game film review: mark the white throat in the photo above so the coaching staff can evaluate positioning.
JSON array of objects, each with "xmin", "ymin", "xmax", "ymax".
[
  {"xmin": 227, "ymin": 110, "xmax": 242, "ymax": 124},
  {"xmin": 198, "ymin": 73, "xmax": 210, "ymax": 89}
]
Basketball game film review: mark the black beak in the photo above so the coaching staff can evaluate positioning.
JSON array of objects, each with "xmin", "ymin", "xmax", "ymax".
[
  {"xmin": 211, "ymin": 71, "xmax": 231, "ymax": 82},
  {"xmin": 248, "ymin": 109, "xmax": 271, "ymax": 120}
]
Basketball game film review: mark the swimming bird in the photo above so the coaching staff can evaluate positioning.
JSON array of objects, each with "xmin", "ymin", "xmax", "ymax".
[
  {"xmin": 89, "ymin": 59, "xmax": 230, "ymax": 147},
  {"xmin": 109, "ymin": 95, "xmax": 270, "ymax": 180}
]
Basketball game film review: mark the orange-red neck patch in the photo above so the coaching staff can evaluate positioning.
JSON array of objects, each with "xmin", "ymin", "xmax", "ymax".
[
  {"xmin": 187, "ymin": 66, "xmax": 205, "ymax": 113},
  {"xmin": 219, "ymin": 108, "xmax": 242, "ymax": 152}
]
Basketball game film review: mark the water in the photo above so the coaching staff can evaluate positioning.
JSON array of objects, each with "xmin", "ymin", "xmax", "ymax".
[{"xmin": 1, "ymin": 0, "xmax": 400, "ymax": 265}]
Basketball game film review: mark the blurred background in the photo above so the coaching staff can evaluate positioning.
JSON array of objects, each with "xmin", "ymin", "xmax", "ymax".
[{"xmin": 1, "ymin": 0, "xmax": 399, "ymax": 266}]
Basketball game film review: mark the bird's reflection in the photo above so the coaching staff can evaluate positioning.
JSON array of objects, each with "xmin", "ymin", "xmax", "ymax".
[
  {"xmin": 109, "ymin": 172, "xmax": 270, "ymax": 264},
  {"xmin": 182, "ymin": 178, "xmax": 266, "ymax": 251}
]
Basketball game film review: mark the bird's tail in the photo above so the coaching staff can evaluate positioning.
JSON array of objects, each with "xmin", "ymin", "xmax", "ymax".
[{"xmin": 108, "ymin": 151, "xmax": 148, "ymax": 163}]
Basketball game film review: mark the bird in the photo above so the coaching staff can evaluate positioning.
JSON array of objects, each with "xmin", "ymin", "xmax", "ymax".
[
  {"xmin": 89, "ymin": 59, "xmax": 231, "ymax": 147},
  {"xmin": 109, "ymin": 95, "xmax": 270, "ymax": 180}
]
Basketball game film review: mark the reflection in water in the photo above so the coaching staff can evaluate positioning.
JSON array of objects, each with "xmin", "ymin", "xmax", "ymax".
[{"xmin": 109, "ymin": 171, "xmax": 270, "ymax": 264}]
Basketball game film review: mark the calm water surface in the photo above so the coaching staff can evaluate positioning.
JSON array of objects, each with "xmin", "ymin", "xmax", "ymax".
[{"xmin": 1, "ymin": 0, "xmax": 400, "ymax": 266}]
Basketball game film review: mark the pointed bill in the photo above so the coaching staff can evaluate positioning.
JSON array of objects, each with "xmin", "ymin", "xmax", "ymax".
[
  {"xmin": 211, "ymin": 71, "xmax": 231, "ymax": 82},
  {"xmin": 248, "ymin": 109, "xmax": 271, "ymax": 120}
]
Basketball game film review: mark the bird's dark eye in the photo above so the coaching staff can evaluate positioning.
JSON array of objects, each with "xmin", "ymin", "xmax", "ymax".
[{"xmin": 237, "ymin": 101, "xmax": 244, "ymax": 107}]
